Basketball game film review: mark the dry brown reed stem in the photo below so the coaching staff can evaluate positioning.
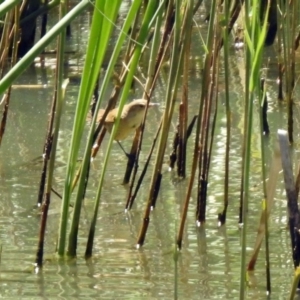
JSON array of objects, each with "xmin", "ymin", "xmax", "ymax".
[
  {"xmin": 196, "ymin": 27, "xmax": 221, "ymax": 225},
  {"xmin": 37, "ymin": 2, "xmax": 67, "ymax": 264},
  {"xmin": 215, "ymin": 0, "xmax": 244, "ymax": 52},
  {"xmin": 137, "ymin": 3, "xmax": 192, "ymax": 246},
  {"xmin": 123, "ymin": 1, "xmax": 175, "ymax": 186},
  {"xmin": 125, "ymin": 121, "xmax": 162, "ymax": 210},
  {"xmin": 169, "ymin": 115, "xmax": 198, "ymax": 171},
  {"xmin": 37, "ymin": 57, "xmax": 59, "ymax": 204},
  {"xmin": 218, "ymin": 8, "xmax": 231, "ymax": 225},
  {"xmin": 277, "ymin": 32, "xmax": 300, "ymax": 73},
  {"xmin": 153, "ymin": 1, "xmax": 174, "ymax": 76},
  {"xmin": 276, "ymin": 29, "xmax": 300, "ymax": 100},
  {"xmin": 176, "ymin": 13, "xmax": 191, "ymax": 177},
  {"xmin": 137, "ymin": 19, "xmax": 184, "ymax": 248},
  {"xmin": 295, "ymin": 30, "xmax": 300, "ymax": 50},
  {"xmin": 0, "ymin": 16, "xmax": 12, "ymax": 138},
  {"xmin": 0, "ymin": 8, "xmax": 20, "ymax": 146},
  {"xmin": 169, "ymin": 123, "xmax": 179, "ymax": 170},
  {"xmin": 0, "ymin": 12, "xmax": 13, "ymax": 72},
  {"xmin": 177, "ymin": 101, "xmax": 188, "ymax": 177},
  {"xmin": 176, "ymin": 0, "xmax": 204, "ymax": 248}
]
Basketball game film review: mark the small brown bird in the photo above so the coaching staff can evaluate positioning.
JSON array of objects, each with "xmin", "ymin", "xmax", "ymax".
[{"xmin": 97, "ymin": 99, "xmax": 155, "ymax": 156}]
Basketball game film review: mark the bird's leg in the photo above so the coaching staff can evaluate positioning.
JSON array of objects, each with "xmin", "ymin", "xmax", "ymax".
[
  {"xmin": 117, "ymin": 141, "xmax": 133, "ymax": 159},
  {"xmin": 117, "ymin": 141, "xmax": 130, "ymax": 158}
]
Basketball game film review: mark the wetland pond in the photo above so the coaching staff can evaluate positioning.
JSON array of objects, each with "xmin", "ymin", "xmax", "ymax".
[{"xmin": 0, "ymin": 4, "xmax": 300, "ymax": 300}]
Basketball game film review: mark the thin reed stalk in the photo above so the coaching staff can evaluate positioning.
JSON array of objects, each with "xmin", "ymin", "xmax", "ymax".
[
  {"xmin": 176, "ymin": 2, "xmax": 192, "ymax": 178},
  {"xmin": 196, "ymin": 3, "xmax": 220, "ymax": 225},
  {"xmin": 218, "ymin": 0, "xmax": 231, "ymax": 225},
  {"xmin": 36, "ymin": 0, "xmax": 68, "ymax": 266},
  {"xmin": 280, "ymin": 0, "xmax": 293, "ymax": 143},
  {"xmin": 259, "ymin": 80, "xmax": 271, "ymax": 293}
]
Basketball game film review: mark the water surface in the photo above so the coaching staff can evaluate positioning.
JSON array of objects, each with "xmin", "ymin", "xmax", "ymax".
[{"xmin": 0, "ymin": 3, "xmax": 299, "ymax": 300}]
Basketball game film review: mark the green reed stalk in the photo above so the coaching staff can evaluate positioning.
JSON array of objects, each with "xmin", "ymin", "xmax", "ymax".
[
  {"xmin": 240, "ymin": 0, "xmax": 269, "ymax": 298},
  {"xmin": 259, "ymin": 80, "xmax": 271, "ymax": 293},
  {"xmin": 0, "ymin": 0, "xmax": 21, "ymax": 18},
  {"xmin": 289, "ymin": 267, "xmax": 300, "ymax": 300},
  {"xmin": 85, "ymin": 0, "xmax": 159, "ymax": 258},
  {"xmin": 67, "ymin": 0, "xmax": 141, "ymax": 257},
  {"xmin": 57, "ymin": 0, "xmax": 110, "ymax": 256}
]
